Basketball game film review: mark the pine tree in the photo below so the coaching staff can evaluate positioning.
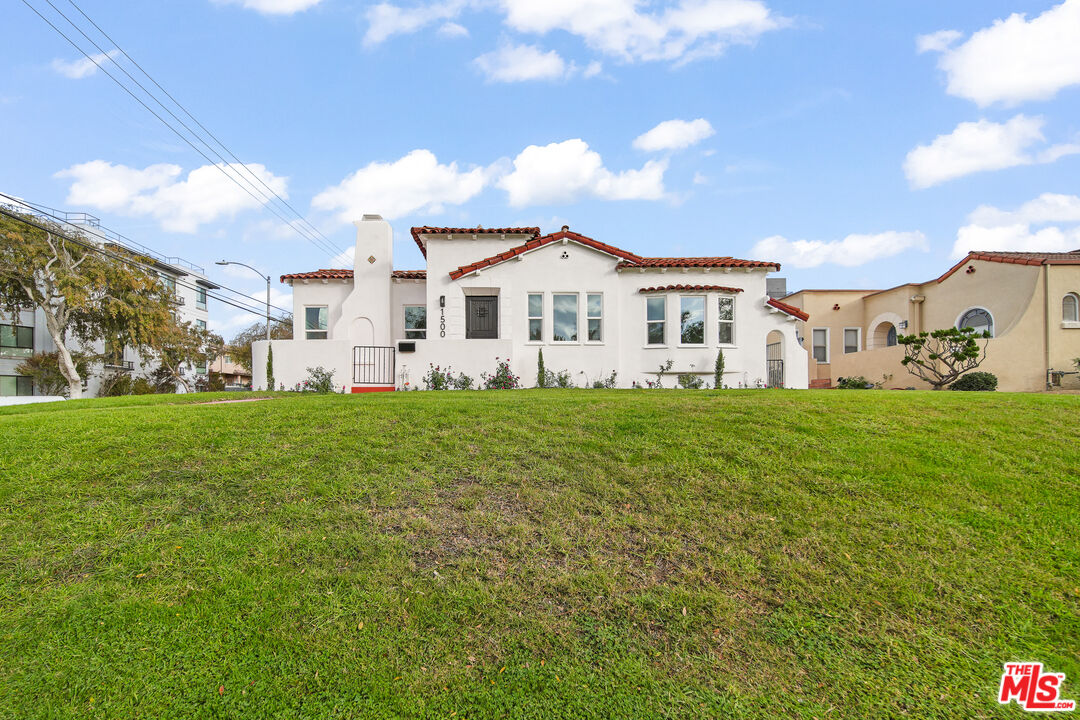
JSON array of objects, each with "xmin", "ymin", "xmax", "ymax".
[
  {"xmin": 266, "ymin": 343, "xmax": 275, "ymax": 391},
  {"xmin": 537, "ymin": 347, "xmax": 546, "ymax": 388},
  {"xmin": 714, "ymin": 348, "xmax": 725, "ymax": 389}
]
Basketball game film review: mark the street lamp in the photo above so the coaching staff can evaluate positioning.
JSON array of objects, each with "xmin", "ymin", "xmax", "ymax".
[{"xmin": 215, "ymin": 260, "xmax": 271, "ymax": 341}]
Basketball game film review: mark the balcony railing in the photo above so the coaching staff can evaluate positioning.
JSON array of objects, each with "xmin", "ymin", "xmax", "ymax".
[{"xmin": 104, "ymin": 360, "xmax": 135, "ymax": 371}]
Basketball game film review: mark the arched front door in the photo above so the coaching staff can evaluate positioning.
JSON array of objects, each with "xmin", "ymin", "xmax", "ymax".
[{"xmin": 766, "ymin": 330, "xmax": 784, "ymax": 388}]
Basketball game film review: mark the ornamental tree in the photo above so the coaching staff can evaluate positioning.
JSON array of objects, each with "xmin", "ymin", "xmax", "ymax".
[
  {"xmin": 0, "ymin": 209, "xmax": 175, "ymax": 399},
  {"xmin": 148, "ymin": 320, "xmax": 222, "ymax": 393},
  {"xmin": 897, "ymin": 326, "xmax": 991, "ymax": 390},
  {"xmin": 227, "ymin": 317, "xmax": 293, "ymax": 372}
]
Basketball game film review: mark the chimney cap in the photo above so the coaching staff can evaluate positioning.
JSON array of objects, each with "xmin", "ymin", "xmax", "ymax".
[
  {"xmin": 361, "ymin": 214, "xmax": 383, "ymax": 221},
  {"xmin": 561, "ymin": 224, "xmax": 569, "ymax": 232}
]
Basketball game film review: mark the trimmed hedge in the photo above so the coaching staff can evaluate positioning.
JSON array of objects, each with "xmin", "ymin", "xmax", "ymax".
[{"xmin": 949, "ymin": 371, "xmax": 998, "ymax": 391}]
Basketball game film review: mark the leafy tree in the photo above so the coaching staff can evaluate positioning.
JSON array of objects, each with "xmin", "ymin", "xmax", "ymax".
[
  {"xmin": 228, "ymin": 317, "xmax": 293, "ymax": 372},
  {"xmin": 0, "ymin": 210, "xmax": 176, "ymax": 399},
  {"xmin": 15, "ymin": 351, "xmax": 90, "ymax": 397},
  {"xmin": 148, "ymin": 320, "xmax": 222, "ymax": 393},
  {"xmin": 714, "ymin": 349, "xmax": 725, "ymax": 389},
  {"xmin": 898, "ymin": 327, "xmax": 990, "ymax": 390},
  {"xmin": 266, "ymin": 342, "xmax": 275, "ymax": 391}
]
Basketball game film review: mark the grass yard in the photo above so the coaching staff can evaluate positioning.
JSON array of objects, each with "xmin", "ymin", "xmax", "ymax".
[{"xmin": 0, "ymin": 389, "xmax": 1077, "ymax": 718}]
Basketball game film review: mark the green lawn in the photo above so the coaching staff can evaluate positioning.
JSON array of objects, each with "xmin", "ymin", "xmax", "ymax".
[{"xmin": 0, "ymin": 390, "xmax": 1077, "ymax": 719}]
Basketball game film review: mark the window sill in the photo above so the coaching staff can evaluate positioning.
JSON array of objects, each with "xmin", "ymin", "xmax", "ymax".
[
  {"xmin": 524, "ymin": 341, "xmax": 544, "ymax": 345},
  {"xmin": 550, "ymin": 341, "xmax": 581, "ymax": 345},
  {"xmin": 676, "ymin": 344, "xmax": 707, "ymax": 349},
  {"xmin": 643, "ymin": 344, "xmax": 669, "ymax": 349},
  {"xmin": 1062, "ymin": 322, "xmax": 1080, "ymax": 329},
  {"xmin": 584, "ymin": 341, "xmax": 604, "ymax": 346}
]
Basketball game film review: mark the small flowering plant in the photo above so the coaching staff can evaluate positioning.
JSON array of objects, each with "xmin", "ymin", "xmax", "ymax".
[{"xmin": 481, "ymin": 357, "xmax": 521, "ymax": 390}]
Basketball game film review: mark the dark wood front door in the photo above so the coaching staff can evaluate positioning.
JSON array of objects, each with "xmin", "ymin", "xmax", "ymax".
[{"xmin": 466, "ymin": 296, "xmax": 498, "ymax": 339}]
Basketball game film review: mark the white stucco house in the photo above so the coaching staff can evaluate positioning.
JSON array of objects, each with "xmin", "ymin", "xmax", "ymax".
[{"xmin": 253, "ymin": 216, "xmax": 809, "ymax": 391}]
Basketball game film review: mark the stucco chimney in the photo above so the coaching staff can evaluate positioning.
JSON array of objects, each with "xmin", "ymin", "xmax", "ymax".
[{"xmin": 334, "ymin": 215, "xmax": 393, "ymax": 346}]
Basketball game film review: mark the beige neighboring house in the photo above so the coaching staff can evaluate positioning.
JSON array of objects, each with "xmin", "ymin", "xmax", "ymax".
[
  {"xmin": 210, "ymin": 354, "xmax": 252, "ymax": 389},
  {"xmin": 783, "ymin": 250, "xmax": 1080, "ymax": 392}
]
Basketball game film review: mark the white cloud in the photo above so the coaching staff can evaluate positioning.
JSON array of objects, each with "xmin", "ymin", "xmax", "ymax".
[
  {"xmin": 437, "ymin": 21, "xmax": 469, "ymax": 37},
  {"xmin": 692, "ymin": 172, "xmax": 708, "ymax": 185},
  {"xmin": 364, "ymin": 0, "xmax": 468, "ymax": 45},
  {"xmin": 633, "ymin": 118, "xmax": 715, "ymax": 152},
  {"xmin": 312, "ymin": 149, "xmax": 492, "ymax": 223},
  {"xmin": 583, "ymin": 61, "xmax": 604, "ymax": 78},
  {"xmin": 364, "ymin": 0, "xmax": 784, "ymax": 64},
  {"xmin": 55, "ymin": 160, "xmax": 288, "ymax": 233},
  {"xmin": 915, "ymin": 29, "xmax": 961, "ymax": 54},
  {"xmin": 919, "ymin": 0, "xmax": 1080, "ymax": 106},
  {"xmin": 903, "ymin": 115, "xmax": 1079, "ymax": 189},
  {"xmin": 498, "ymin": 138, "xmax": 667, "ymax": 207},
  {"xmin": 474, "ymin": 42, "xmax": 570, "ymax": 82},
  {"xmin": 751, "ymin": 231, "xmax": 928, "ymax": 268},
  {"xmin": 214, "ymin": 0, "xmax": 322, "ymax": 15},
  {"xmin": 51, "ymin": 50, "xmax": 118, "ymax": 80},
  {"xmin": 952, "ymin": 193, "xmax": 1080, "ymax": 258}
]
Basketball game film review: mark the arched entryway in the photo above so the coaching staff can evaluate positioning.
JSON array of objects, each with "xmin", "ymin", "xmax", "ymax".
[
  {"xmin": 766, "ymin": 330, "xmax": 784, "ymax": 387},
  {"xmin": 871, "ymin": 321, "xmax": 897, "ymax": 349}
]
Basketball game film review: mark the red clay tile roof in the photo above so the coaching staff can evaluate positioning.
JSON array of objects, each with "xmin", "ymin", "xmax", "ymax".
[
  {"xmin": 410, "ymin": 226, "xmax": 542, "ymax": 258},
  {"xmin": 766, "ymin": 297, "xmax": 809, "ymax": 321},
  {"xmin": 448, "ymin": 229, "xmax": 644, "ymax": 280},
  {"xmin": 639, "ymin": 284, "xmax": 744, "ymax": 293},
  {"xmin": 279, "ymin": 269, "xmax": 426, "ymax": 282},
  {"xmin": 618, "ymin": 257, "xmax": 781, "ymax": 270},
  {"xmin": 936, "ymin": 249, "xmax": 1080, "ymax": 282},
  {"xmin": 280, "ymin": 268, "xmax": 353, "ymax": 282}
]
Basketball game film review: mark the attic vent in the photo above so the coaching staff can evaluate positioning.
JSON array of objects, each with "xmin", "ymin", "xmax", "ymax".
[{"xmin": 560, "ymin": 251, "xmax": 570, "ymax": 260}]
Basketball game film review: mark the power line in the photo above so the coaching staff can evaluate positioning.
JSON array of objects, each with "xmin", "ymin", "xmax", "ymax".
[
  {"xmin": 19, "ymin": 0, "xmax": 346, "ymax": 261},
  {"xmin": 0, "ymin": 203, "xmax": 291, "ymax": 324},
  {"xmin": 63, "ymin": 0, "xmax": 338, "ymax": 256},
  {"xmin": 0, "ymin": 191, "xmax": 293, "ymax": 317}
]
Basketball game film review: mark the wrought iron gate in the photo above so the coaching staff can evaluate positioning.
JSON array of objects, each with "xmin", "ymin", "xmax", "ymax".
[
  {"xmin": 766, "ymin": 341, "xmax": 784, "ymax": 388},
  {"xmin": 353, "ymin": 345, "xmax": 396, "ymax": 386}
]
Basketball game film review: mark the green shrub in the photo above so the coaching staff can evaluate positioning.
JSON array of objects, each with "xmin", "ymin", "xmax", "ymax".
[
  {"xmin": 837, "ymin": 376, "xmax": 872, "ymax": 389},
  {"xmin": 100, "ymin": 371, "xmax": 134, "ymax": 397},
  {"xmin": 303, "ymin": 366, "xmax": 336, "ymax": 393},
  {"xmin": 949, "ymin": 371, "xmax": 998, "ymax": 391},
  {"xmin": 536, "ymin": 348, "xmax": 546, "ymax": 388},
  {"xmin": 677, "ymin": 373, "xmax": 704, "ymax": 389},
  {"xmin": 714, "ymin": 349, "xmax": 725, "ymax": 389},
  {"xmin": 132, "ymin": 377, "xmax": 154, "ymax": 395},
  {"xmin": 451, "ymin": 372, "xmax": 474, "ymax": 391},
  {"xmin": 482, "ymin": 358, "xmax": 521, "ymax": 390},
  {"xmin": 266, "ymin": 343, "xmax": 275, "ymax": 392},
  {"xmin": 592, "ymin": 371, "xmax": 617, "ymax": 389},
  {"xmin": 15, "ymin": 351, "xmax": 89, "ymax": 397}
]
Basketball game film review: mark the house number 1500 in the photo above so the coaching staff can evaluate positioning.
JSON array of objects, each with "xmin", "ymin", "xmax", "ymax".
[{"xmin": 439, "ymin": 307, "xmax": 446, "ymax": 337}]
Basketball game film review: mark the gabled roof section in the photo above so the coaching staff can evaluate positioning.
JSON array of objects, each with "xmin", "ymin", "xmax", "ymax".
[
  {"xmin": 280, "ymin": 268, "xmax": 353, "ymax": 282},
  {"xmin": 410, "ymin": 226, "xmax": 542, "ymax": 258},
  {"xmin": 639, "ymin": 284, "xmax": 744, "ymax": 294},
  {"xmin": 279, "ymin": 269, "xmax": 426, "ymax": 282},
  {"xmin": 937, "ymin": 249, "xmax": 1080, "ymax": 282},
  {"xmin": 766, "ymin": 297, "xmax": 809, "ymax": 321},
  {"xmin": 617, "ymin": 257, "xmax": 781, "ymax": 270},
  {"xmin": 448, "ymin": 228, "xmax": 644, "ymax": 280}
]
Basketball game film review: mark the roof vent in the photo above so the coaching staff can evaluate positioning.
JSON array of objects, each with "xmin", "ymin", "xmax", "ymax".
[{"xmin": 361, "ymin": 214, "xmax": 383, "ymax": 221}]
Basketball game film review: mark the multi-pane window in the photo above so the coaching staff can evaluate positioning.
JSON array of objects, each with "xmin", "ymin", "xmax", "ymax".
[
  {"xmin": 305, "ymin": 306, "xmax": 328, "ymax": 340},
  {"xmin": 646, "ymin": 297, "xmax": 666, "ymax": 345},
  {"xmin": 195, "ymin": 286, "xmax": 207, "ymax": 311},
  {"xmin": 528, "ymin": 293, "xmax": 543, "ymax": 341},
  {"xmin": 0, "ymin": 325, "xmax": 33, "ymax": 359},
  {"xmin": 160, "ymin": 273, "xmax": 176, "ymax": 294},
  {"xmin": 1063, "ymin": 293, "xmax": 1079, "ymax": 323},
  {"xmin": 553, "ymin": 294, "xmax": 578, "ymax": 342},
  {"xmin": 957, "ymin": 307, "xmax": 993, "ymax": 337},
  {"xmin": 0, "ymin": 375, "xmax": 33, "ymax": 397},
  {"xmin": 844, "ymin": 328, "xmax": 860, "ymax": 354},
  {"xmin": 587, "ymin": 294, "xmax": 603, "ymax": 342},
  {"xmin": 812, "ymin": 328, "xmax": 828, "ymax": 362},
  {"xmin": 404, "ymin": 305, "xmax": 427, "ymax": 339},
  {"xmin": 196, "ymin": 319, "xmax": 207, "ymax": 332},
  {"xmin": 718, "ymin": 296, "xmax": 735, "ymax": 345},
  {"xmin": 680, "ymin": 296, "xmax": 705, "ymax": 345}
]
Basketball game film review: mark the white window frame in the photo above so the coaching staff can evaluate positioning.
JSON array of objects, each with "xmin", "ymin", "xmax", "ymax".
[
  {"xmin": 195, "ymin": 286, "xmax": 207, "ymax": 311},
  {"xmin": 645, "ymin": 296, "xmax": 666, "ymax": 346},
  {"xmin": 552, "ymin": 293, "xmax": 579, "ymax": 343},
  {"xmin": 717, "ymin": 295, "xmax": 736, "ymax": 346},
  {"xmin": 812, "ymin": 327, "xmax": 830, "ymax": 363},
  {"xmin": 1063, "ymin": 293, "xmax": 1080, "ymax": 325},
  {"xmin": 527, "ymin": 292, "xmax": 543, "ymax": 343},
  {"xmin": 403, "ymin": 305, "xmax": 427, "ymax": 339},
  {"xmin": 955, "ymin": 306, "xmax": 995, "ymax": 338},
  {"xmin": 586, "ymin": 293, "xmax": 603, "ymax": 343},
  {"xmin": 679, "ymin": 295, "xmax": 707, "ymax": 346},
  {"xmin": 305, "ymin": 305, "xmax": 329, "ymax": 340},
  {"xmin": 843, "ymin": 327, "xmax": 861, "ymax": 354}
]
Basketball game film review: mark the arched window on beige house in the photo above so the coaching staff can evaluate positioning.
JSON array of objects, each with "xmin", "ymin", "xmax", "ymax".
[{"xmin": 1064, "ymin": 293, "xmax": 1080, "ymax": 324}]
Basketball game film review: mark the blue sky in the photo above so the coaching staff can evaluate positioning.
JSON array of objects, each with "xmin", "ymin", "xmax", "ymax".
[{"xmin": 3, "ymin": 0, "xmax": 1079, "ymax": 336}]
